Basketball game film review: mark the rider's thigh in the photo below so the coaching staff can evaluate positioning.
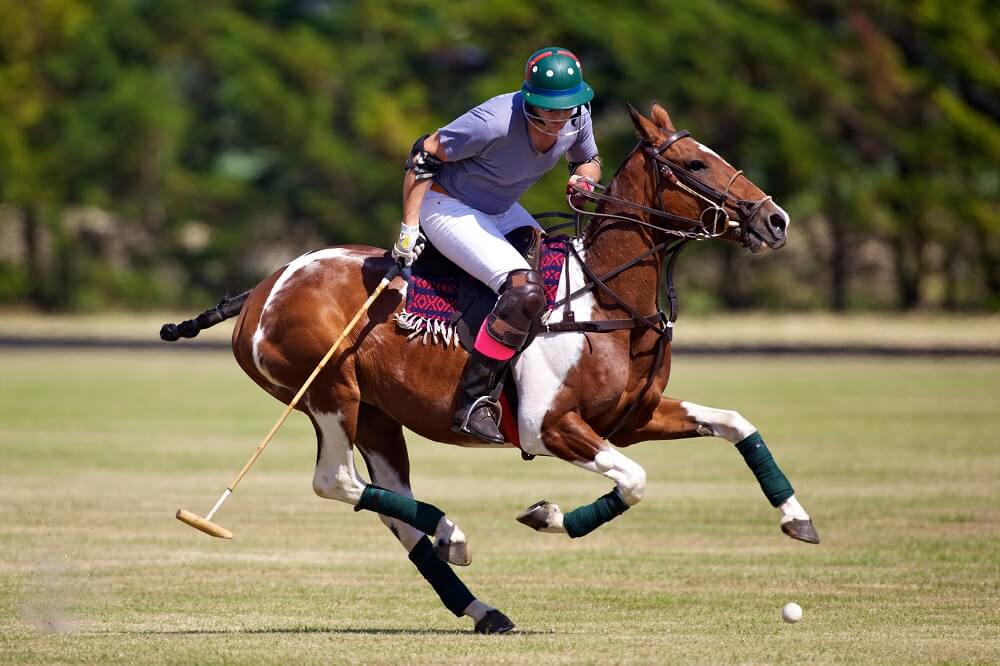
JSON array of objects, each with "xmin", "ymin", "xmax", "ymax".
[
  {"xmin": 494, "ymin": 201, "xmax": 542, "ymax": 236},
  {"xmin": 421, "ymin": 193, "xmax": 530, "ymax": 293}
]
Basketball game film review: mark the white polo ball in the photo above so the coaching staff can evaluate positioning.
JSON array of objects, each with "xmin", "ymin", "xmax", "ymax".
[{"xmin": 781, "ymin": 602, "xmax": 802, "ymax": 624}]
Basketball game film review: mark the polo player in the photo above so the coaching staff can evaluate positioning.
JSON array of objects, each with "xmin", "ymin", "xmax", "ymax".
[{"xmin": 392, "ymin": 46, "xmax": 603, "ymax": 443}]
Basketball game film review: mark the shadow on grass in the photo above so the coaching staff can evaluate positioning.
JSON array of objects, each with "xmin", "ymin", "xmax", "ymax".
[{"xmin": 92, "ymin": 626, "xmax": 551, "ymax": 636}]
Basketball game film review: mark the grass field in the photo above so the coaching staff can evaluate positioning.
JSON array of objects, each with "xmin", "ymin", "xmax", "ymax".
[{"xmin": 1, "ymin": 349, "xmax": 998, "ymax": 664}]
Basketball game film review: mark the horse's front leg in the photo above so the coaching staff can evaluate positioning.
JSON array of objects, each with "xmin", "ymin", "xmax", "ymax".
[
  {"xmin": 613, "ymin": 396, "xmax": 819, "ymax": 544},
  {"xmin": 612, "ymin": 396, "xmax": 819, "ymax": 543},
  {"xmin": 517, "ymin": 411, "xmax": 647, "ymax": 538}
]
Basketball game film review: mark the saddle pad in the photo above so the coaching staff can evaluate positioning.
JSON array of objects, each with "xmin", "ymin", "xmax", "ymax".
[
  {"xmin": 405, "ymin": 274, "xmax": 461, "ymax": 323},
  {"xmin": 402, "ymin": 235, "xmax": 568, "ymax": 324}
]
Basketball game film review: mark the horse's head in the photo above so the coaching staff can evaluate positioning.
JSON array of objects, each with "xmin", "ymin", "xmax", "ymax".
[{"xmin": 626, "ymin": 103, "xmax": 789, "ymax": 253}]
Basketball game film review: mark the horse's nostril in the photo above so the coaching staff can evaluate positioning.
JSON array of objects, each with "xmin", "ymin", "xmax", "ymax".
[{"xmin": 769, "ymin": 213, "xmax": 787, "ymax": 234}]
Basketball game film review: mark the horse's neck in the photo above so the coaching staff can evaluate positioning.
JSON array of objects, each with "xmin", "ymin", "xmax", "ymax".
[{"xmin": 580, "ymin": 168, "xmax": 664, "ymax": 318}]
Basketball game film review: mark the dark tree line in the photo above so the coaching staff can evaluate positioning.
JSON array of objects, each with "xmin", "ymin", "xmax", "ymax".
[{"xmin": 0, "ymin": 0, "xmax": 996, "ymax": 311}]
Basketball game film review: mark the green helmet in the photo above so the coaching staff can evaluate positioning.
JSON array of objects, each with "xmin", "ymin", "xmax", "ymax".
[{"xmin": 521, "ymin": 47, "xmax": 594, "ymax": 110}]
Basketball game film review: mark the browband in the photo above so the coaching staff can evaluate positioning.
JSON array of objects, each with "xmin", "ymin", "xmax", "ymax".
[{"xmin": 653, "ymin": 130, "xmax": 690, "ymax": 155}]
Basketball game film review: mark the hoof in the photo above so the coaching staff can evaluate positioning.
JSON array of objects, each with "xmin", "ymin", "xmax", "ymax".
[
  {"xmin": 781, "ymin": 518, "xmax": 820, "ymax": 544},
  {"xmin": 434, "ymin": 538, "xmax": 471, "ymax": 567},
  {"xmin": 474, "ymin": 609, "xmax": 515, "ymax": 635},
  {"xmin": 516, "ymin": 500, "xmax": 562, "ymax": 532}
]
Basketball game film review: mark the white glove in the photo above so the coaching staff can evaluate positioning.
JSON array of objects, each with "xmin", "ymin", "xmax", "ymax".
[{"xmin": 391, "ymin": 222, "xmax": 424, "ymax": 268}]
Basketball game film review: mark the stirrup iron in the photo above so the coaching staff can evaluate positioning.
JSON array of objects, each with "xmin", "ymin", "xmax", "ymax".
[{"xmin": 457, "ymin": 394, "xmax": 503, "ymax": 434}]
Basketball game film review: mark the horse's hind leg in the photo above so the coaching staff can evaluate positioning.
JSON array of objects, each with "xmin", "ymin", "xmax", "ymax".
[
  {"xmin": 355, "ymin": 403, "xmax": 514, "ymax": 635},
  {"xmin": 612, "ymin": 396, "xmax": 819, "ymax": 544},
  {"xmin": 308, "ymin": 401, "xmax": 472, "ymax": 566}
]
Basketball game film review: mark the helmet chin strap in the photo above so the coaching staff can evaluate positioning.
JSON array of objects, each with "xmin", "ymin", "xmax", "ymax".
[{"xmin": 522, "ymin": 103, "xmax": 590, "ymax": 137}]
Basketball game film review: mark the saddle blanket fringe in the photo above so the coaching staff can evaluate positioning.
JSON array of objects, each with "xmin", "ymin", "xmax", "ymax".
[{"xmin": 394, "ymin": 310, "xmax": 461, "ymax": 348}]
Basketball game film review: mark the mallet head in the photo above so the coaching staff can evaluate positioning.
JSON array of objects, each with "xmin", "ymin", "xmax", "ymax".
[{"xmin": 176, "ymin": 509, "xmax": 233, "ymax": 539}]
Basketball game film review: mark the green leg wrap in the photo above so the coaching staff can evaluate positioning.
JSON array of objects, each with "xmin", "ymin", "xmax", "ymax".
[
  {"xmin": 735, "ymin": 432, "xmax": 794, "ymax": 507},
  {"xmin": 355, "ymin": 484, "xmax": 445, "ymax": 535},
  {"xmin": 408, "ymin": 536, "xmax": 474, "ymax": 617},
  {"xmin": 563, "ymin": 488, "xmax": 631, "ymax": 538}
]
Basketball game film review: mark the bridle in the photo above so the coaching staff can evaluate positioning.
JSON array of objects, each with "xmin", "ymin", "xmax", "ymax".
[
  {"xmin": 532, "ymin": 128, "xmax": 772, "ymax": 439},
  {"xmin": 644, "ymin": 129, "xmax": 773, "ymax": 237},
  {"xmin": 566, "ymin": 129, "xmax": 773, "ymax": 242}
]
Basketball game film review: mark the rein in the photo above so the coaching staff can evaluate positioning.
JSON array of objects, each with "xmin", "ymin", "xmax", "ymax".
[{"xmin": 562, "ymin": 130, "xmax": 773, "ymax": 242}]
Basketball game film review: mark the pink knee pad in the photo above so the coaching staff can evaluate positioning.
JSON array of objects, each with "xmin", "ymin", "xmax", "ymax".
[{"xmin": 474, "ymin": 320, "xmax": 515, "ymax": 360}]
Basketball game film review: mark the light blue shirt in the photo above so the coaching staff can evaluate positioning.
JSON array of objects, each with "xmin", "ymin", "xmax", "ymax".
[{"xmin": 434, "ymin": 92, "xmax": 598, "ymax": 215}]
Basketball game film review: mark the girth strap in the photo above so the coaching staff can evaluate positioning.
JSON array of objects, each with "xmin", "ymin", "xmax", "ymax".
[
  {"xmin": 545, "ymin": 239, "xmax": 688, "ymax": 342},
  {"xmin": 567, "ymin": 242, "xmax": 672, "ymax": 339},
  {"xmin": 544, "ymin": 313, "xmax": 663, "ymax": 333}
]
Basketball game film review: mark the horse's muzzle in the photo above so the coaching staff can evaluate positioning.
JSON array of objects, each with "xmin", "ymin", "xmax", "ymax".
[
  {"xmin": 765, "ymin": 211, "xmax": 788, "ymax": 248},
  {"xmin": 745, "ymin": 204, "xmax": 789, "ymax": 252}
]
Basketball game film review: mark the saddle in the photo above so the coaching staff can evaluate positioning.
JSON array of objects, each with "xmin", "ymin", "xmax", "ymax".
[
  {"xmin": 396, "ymin": 227, "xmax": 568, "ymax": 351},
  {"xmin": 395, "ymin": 227, "xmax": 569, "ymax": 452}
]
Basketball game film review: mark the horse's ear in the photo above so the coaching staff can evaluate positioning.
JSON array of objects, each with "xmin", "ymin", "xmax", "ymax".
[
  {"xmin": 650, "ymin": 101, "xmax": 675, "ymax": 131},
  {"xmin": 628, "ymin": 104, "xmax": 661, "ymax": 143}
]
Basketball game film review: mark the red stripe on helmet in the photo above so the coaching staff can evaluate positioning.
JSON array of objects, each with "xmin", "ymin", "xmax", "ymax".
[
  {"xmin": 526, "ymin": 50, "xmax": 555, "ymax": 70},
  {"xmin": 556, "ymin": 50, "xmax": 580, "ymax": 67}
]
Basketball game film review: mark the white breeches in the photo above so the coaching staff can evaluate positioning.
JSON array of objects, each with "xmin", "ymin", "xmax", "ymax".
[{"xmin": 420, "ymin": 191, "xmax": 541, "ymax": 293}]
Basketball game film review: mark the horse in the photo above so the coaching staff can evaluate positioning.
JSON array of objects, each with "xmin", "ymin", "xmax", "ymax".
[{"xmin": 162, "ymin": 102, "xmax": 818, "ymax": 634}]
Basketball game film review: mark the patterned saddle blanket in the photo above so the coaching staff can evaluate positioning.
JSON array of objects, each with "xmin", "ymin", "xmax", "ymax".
[{"xmin": 395, "ymin": 233, "xmax": 569, "ymax": 348}]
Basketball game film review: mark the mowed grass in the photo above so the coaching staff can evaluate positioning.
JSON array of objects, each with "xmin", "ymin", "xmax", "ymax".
[{"xmin": 0, "ymin": 350, "xmax": 998, "ymax": 664}]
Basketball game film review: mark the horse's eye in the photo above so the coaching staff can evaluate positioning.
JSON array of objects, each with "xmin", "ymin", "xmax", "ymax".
[{"xmin": 688, "ymin": 159, "xmax": 707, "ymax": 171}]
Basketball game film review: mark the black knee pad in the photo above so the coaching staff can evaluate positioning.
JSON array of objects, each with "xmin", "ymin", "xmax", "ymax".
[{"xmin": 486, "ymin": 270, "xmax": 545, "ymax": 349}]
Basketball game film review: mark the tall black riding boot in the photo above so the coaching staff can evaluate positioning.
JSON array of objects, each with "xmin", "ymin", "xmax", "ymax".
[{"xmin": 451, "ymin": 350, "xmax": 507, "ymax": 444}]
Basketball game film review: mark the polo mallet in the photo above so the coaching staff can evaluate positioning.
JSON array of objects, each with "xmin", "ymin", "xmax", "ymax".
[{"xmin": 176, "ymin": 264, "xmax": 401, "ymax": 539}]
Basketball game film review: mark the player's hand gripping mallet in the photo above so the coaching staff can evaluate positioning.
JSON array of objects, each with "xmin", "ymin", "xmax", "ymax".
[{"xmin": 176, "ymin": 266, "xmax": 400, "ymax": 538}]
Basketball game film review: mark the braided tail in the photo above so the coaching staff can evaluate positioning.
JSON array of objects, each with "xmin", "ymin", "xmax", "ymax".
[{"xmin": 159, "ymin": 291, "xmax": 250, "ymax": 342}]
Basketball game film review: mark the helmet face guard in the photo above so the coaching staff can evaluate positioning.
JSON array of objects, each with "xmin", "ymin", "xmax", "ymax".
[
  {"xmin": 520, "ymin": 47, "xmax": 595, "ymax": 111},
  {"xmin": 522, "ymin": 102, "xmax": 592, "ymax": 137}
]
